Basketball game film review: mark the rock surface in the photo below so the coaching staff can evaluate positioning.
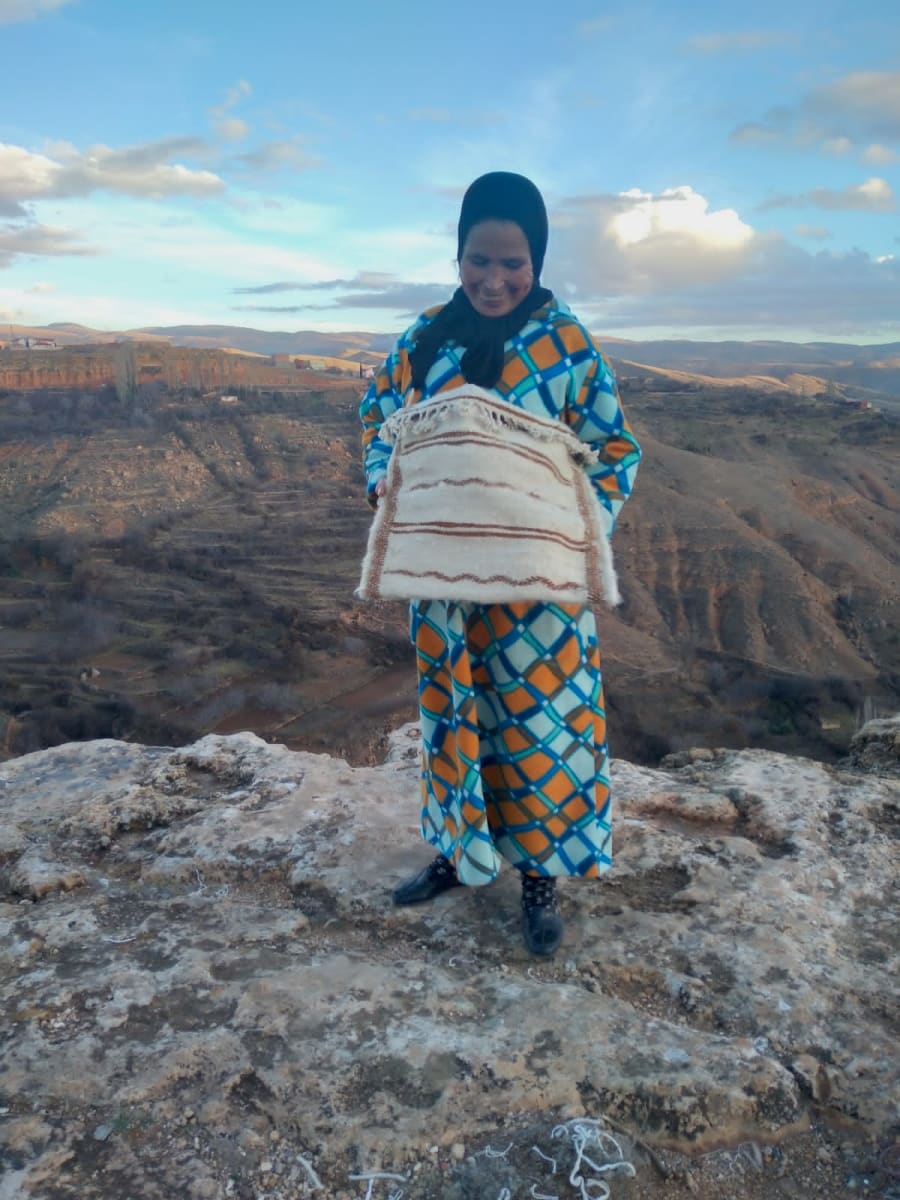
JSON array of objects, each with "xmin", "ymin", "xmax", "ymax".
[
  {"xmin": 0, "ymin": 722, "xmax": 898, "ymax": 1200},
  {"xmin": 847, "ymin": 713, "xmax": 900, "ymax": 776}
]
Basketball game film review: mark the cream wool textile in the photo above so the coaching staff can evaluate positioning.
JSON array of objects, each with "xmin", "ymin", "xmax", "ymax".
[{"xmin": 357, "ymin": 385, "xmax": 620, "ymax": 607}]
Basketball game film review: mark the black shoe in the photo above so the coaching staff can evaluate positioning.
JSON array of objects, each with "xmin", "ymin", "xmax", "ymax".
[
  {"xmin": 521, "ymin": 875, "xmax": 563, "ymax": 956},
  {"xmin": 393, "ymin": 855, "xmax": 460, "ymax": 905}
]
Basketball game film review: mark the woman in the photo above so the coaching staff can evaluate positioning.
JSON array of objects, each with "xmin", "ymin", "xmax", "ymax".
[{"xmin": 359, "ymin": 172, "xmax": 641, "ymax": 956}]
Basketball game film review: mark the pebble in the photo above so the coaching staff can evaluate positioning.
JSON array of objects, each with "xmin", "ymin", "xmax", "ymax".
[
  {"xmin": 743, "ymin": 1142, "xmax": 763, "ymax": 1169},
  {"xmin": 663, "ymin": 1047, "xmax": 691, "ymax": 1067},
  {"xmin": 260, "ymin": 1160, "xmax": 273, "ymax": 1173},
  {"xmin": 93, "ymin": 1124, "xmax": 112, "ymax": 1141},
  {"xmin": 270, "ymin": 1130, "xmax": 281, "ymax": 1143},
  {"xmin": 450, "ymin": 1142, "xmax": 466, "ymax": 1161}
]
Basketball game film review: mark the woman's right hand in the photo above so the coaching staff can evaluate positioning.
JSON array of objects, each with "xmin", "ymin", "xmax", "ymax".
[{"xmin": 374, "ymin": 478, "xmax": 387, "ymax": 501}]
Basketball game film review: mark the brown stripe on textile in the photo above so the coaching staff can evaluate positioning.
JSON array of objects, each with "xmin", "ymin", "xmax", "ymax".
[
  {"xmin": 388, "ymin": 569, "xmax": 578, "ymax": 591},
  {"xmin": 391, "ymin": 522, "xmax": 588, "ymax": 551},
  {"xmin": 405, "ymin": 478, "xmax": 549, "ymax": 502},
  {"xmin": 403, "ymin": 432, "xmax": 571, "ymax": 486}
]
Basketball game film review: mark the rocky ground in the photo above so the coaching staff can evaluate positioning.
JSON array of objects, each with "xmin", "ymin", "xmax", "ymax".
[{"xmin": 0, "ymin": 720, "xmax": 898, "ymax": 1200}]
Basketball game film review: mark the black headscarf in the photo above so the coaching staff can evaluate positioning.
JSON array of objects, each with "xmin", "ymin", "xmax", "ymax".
[{"xmin": 409, "ymin": 172, "xmax": 553, "ymax": 390}]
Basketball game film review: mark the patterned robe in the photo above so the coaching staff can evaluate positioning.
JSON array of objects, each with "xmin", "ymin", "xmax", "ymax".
[{"xmin": 360, "ymin": 297, "xmax": 641, "ymax": 884}]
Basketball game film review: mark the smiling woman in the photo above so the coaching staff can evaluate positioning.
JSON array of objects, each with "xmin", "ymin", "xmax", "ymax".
[
  {"xmin": 459, "ymin": 220, "xmax": 534, "ymax": 315},
  {"xmin": 359, "ymin": 172, "xmax": 642, "ymax": 959}
]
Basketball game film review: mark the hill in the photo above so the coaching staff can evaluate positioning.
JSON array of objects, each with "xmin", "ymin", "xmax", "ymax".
[
  {"xmin": 0, "ymin": 352, "xmax": 897, "ymax": 767},
  {"xmin": 4, "ymin": 322, "xmax": 899, "ymax": 404}
]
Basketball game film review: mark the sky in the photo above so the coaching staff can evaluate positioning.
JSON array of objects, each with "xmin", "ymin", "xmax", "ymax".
[{"xmin": 1, "ymin": 0, "xmax": 898, "ymax": 344}]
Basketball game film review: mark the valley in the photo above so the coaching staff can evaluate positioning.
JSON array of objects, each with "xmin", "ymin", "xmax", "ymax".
[{"xmin": 0, "ymin": 348, "xmax": 897, "ymax": 768}]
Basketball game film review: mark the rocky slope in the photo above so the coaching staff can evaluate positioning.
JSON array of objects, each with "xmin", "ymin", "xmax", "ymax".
[
  {"xmin": 1, "ymin": 375, "xmax": 897, "ymax": 769},
  {"xmin": 1, "ymin": 720, "xmax": 897, "ymax": 1199},
  {"xmin": 0, "ymin": 344, "xmax": 357, "ymax": 393}
]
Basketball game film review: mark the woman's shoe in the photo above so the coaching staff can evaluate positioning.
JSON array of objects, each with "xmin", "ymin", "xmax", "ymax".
[
  {"xmin": 521, "ymin": 874, "xmax": 563, "ymax": 956},
  {"xmin": 393, "ymin": 854, "xmax": 460, "ymax": 905}
]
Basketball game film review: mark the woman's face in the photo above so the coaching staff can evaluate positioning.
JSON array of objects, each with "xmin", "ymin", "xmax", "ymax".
[{"xmin": 459, "ymin": 220, "xmax": 534, "ymax": 317}]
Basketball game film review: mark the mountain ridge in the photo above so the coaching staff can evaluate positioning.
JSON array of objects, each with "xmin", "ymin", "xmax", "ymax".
[
  {"xmin": 6, "ymin": 319, "xmax": 899, "ymax": 360},
  {"xmin": 5, "ymin": 322, "xmax": 899, "ymax": 408}
]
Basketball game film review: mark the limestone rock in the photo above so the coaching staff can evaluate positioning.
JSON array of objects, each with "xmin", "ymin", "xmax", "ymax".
[
  {"xmin": 847, "ymin": 714, "xmax": 900, "ymax": 776},
  {"xmin": 6, "ymin": 850, "xmax": 86, "ymax": 900},
  {"xmin": 0, "ymin": 726, "xmax": 897, "ymax": 1199}
]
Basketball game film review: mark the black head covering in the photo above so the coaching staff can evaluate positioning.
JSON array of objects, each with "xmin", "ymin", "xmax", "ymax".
[
  {"xmin": 457, "ymin": 171, "xmax": 549, "ymax": 280},
  {"xmin": 409, "ymin": 172, "xmax": 553, "ymax": 390}
]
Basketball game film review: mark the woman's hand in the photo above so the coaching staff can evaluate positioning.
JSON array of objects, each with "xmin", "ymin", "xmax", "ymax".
[{"xmin": 374, "ymin": 478, "xmax": 387, "ymax": 500}]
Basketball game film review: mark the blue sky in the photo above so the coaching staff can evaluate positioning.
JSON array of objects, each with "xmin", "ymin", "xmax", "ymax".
[{"xmin": 1, "ymin": 0, "xmax": 898, "ymax": 342}]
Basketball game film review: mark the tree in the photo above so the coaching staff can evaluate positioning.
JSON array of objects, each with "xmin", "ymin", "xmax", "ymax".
[{"xmin": 114, "ymin": 342, "xmax": 138, "ymax": 407}]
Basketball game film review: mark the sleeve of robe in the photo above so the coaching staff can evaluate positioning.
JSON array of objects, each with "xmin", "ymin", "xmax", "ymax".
[
  {"xmin": 359, "ymin": 313, "xmax": 432, "ymax": 508},
  {"xmin": 562, "ymin": 325, "xmax": 642, "ymax": 531}
]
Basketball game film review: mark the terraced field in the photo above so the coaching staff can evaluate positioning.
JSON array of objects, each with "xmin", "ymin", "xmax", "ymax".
[{"xmin": 1, "ymin": 372, "xmax": 897, "ymax": 765}]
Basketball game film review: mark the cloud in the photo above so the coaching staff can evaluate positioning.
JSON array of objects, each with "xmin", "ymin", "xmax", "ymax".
[
  {"xmin": 547, "ymin": 184, "xmax": 898, "ymax": 337},
  {"xmin": 58, "ymin": 200, "xmax": 336, "ymax": 281},
  {"xmin": 730, "ymin": 122, "xmax": 783, "ymax": 146},
  {"xmin": 554, "ymin": 186, "xmax": 754, "ymax": 294},
  {"xmin": 686, "ymin": 30, "xmax": 791, "ymax": 54},
  {"xmin": 809, "ymin": 177, "xmax": 894, "ymax": 211},
  {"xmin": 0, "ymin": 145, "xmax": 56, "ymax": 216},
  {"xmin": 821, "ymin": 136, "xmax": 852, "ymax": 155},
  {"xmin": 0, "ymin": 139, "xmax": 224, "ymax": 210},
  {"xmin": 232, "ymin": 280, "xmax": 309, "ymax": 295},
  {"xmin": 862, "ymin": 143, "xmax": 899, "ymax": 165},
  {"xmin": 762, "ymin": 177, "xmax": 895, "ymax": 212},
  {"xmin": 26, "ymin": 280, "xmax": 57, "ymax": 293},
  {"xmin": 231, "ymin": 305, "xmax": 309, "ymax": 314},
  {"xmin": 0, "ymin": 0, "xmax": 74, "ymax": 23},
  {"xmin": 233, "ymin": 275, "xmax": 450, "ymax": 316},
  {"xmin": 209, "ymin": 80, "xmax": 252, "ymax": 140},
  {"xmin": 732, "ymin": 71, "xmax": 900, "ymax": 157},
  {"xmin": 794, "ymin": 224, "xmax": 830, "ymax": 240},
  {"xmin": 216, "ymin": 118, "xmax": 249, "ymax": 142},
  {"xmin": 234, "ymin": 138, "xmax": 321, "ymax": 172},
  {"xmin": 209, "ymin": 80, "xmax": 252, "ymax": 120},
  {"xmin": 234, "ymin": 272, "xmax": 402, "ymax": 295},
  {"xmin": 805, "ymin": 71, "xmax": 900, "ymax": 141},
  {"xmin": 0, "ymin": 222, "xmax": 97, "ymax": 267},
  {"xmin": 588, "ymin": 248, "xmax": 899, "ymax": 337}
]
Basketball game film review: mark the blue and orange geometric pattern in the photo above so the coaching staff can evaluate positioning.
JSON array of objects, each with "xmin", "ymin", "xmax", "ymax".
[
  {"xmin": 411, "ymin": 598, "xmax": 612, "ymax": 884},
  {"xmin": 361, "ymin": 294, "xmax": 637, "ymax": 887},
  {"xmin": 360, "ymin": 295, "xmax": 641, "ymax": 530}
]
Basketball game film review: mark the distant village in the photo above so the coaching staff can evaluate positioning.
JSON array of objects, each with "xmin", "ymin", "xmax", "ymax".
[
  {"xmin": 269, "ymin": 353, "xmax": 375, "ymax": 379},
  {"xmin": 5, "ymin": 335, "xmax": 61, "ymax": 350}
]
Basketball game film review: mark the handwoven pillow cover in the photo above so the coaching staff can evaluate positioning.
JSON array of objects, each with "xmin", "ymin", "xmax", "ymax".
[{"xmin": 357, "ymin": 385, "xmax": 620, "ymax": 607}]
